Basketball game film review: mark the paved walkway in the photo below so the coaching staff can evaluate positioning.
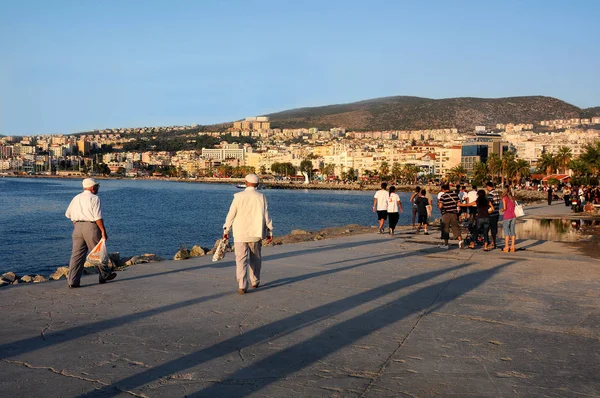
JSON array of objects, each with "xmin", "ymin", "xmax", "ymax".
[{"xmin": 1, "ymin": 203, "xmax": 599, "ymax": 397}]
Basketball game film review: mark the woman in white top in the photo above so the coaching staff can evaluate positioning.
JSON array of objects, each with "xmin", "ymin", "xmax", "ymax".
[{"xmin": 387, "ymin": 186, "xmax": 403, "ymax": 236}]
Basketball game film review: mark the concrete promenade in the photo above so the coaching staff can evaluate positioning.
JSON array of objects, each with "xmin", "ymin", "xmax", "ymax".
[{"xmin": 1, "ymin": 202, "xmax": 599, "ymax": 397}]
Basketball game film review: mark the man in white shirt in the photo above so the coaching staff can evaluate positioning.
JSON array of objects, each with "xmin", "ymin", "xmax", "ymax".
[
  {"xmin": 65, "ymin": 178, "xmax": 115, "ymax": 288},
  {"xmin": 373, "ymin": 182, "xmax": 389, "ymax": 234},
  {"xmin": 223, "ymin": 174, "xmax": 273, "ymax": 294}
]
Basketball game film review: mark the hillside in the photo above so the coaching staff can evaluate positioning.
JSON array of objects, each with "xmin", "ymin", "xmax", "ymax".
[
  {"xmin": 265, "ymin": 95, "xmax": 583, "ymax": 131},
  {"xmin": 581, "ymin": 106, "xmax": 600, "ymax": 118}
]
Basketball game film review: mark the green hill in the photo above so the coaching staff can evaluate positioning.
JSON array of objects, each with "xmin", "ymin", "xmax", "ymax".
[{"xmin": 265, "ymin": 95, "xmax": 583, "ymax": 131}]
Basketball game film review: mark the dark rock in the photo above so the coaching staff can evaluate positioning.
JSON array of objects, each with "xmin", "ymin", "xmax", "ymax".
[
  {"xmin": 124, "ymin": 254, "xmax": 163, "ymax": 266},
  {"xmin": 109, "ymin": 252, "xmax": 122, "ymax": 267},
  {"xmin": 174, "ymin": 248, "xmax": 191, "ymax": 260}
]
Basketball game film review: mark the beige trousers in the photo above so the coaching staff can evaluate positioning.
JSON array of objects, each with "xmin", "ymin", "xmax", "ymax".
[
  {"xmin": 68, "ymin": 222, "xmax": 110, "ymax": 285},
  {"xmin": 234, "ymin": 241, "xmax": 262, "ymax": 289}
]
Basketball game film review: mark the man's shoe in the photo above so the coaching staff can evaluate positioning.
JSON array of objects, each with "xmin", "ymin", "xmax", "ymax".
[
  {"xmin": 237, "ymin": 288, "xmax": 247, "ymax": 295},
  {"xmin": 438, "ymin": 244, "xmax": 449, "ymax": 250},
  {"xmin": 99, "ymin": 272, "xmax": 117, "ymax": 284},
  {"xmin": 252, "ymin": 282, "xmax": 260, "ymax": 289},
  {"xmin": 68, "ymin": 284, "xmax": 80, "ymax": 289}
]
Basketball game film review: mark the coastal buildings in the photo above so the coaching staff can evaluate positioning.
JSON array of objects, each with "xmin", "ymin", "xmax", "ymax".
[{"xmin": 2, "ymin": 117, "xmax": 600, "ymax": 180}]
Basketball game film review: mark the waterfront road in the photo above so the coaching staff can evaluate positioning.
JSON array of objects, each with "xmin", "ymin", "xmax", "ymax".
[{"xmin": 0, "ymin": 202, "xmax": 599, "ymax": 397}]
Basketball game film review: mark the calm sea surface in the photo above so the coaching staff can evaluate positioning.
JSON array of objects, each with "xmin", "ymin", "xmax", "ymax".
[{"xmin": 0, "ymin": 178, "xmax": 439, "ymax": 276}]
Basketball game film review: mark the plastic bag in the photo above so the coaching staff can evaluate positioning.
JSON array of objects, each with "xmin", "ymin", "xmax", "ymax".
[
  {"xmin": 86, "ymin": 238, "xmax": 109, "ymax": 266},
  {"xmin": 514, "ymin": 201, "xmax": 525, "ymax": 218},
  {"xmin": 212, "ymin": 238, "xmax": 228, "ymax": 262}
]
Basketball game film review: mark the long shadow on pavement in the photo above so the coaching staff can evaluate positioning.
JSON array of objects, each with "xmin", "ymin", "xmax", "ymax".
[
  {"xmin": 0, "ymin": 243, "xmax": 416, "ymax": 361},
  {"xmin": 114, "ymin": 237, "xmax": 385, "ymax": 284},
  {"xmin": 81, "ymin": 261, "xmax": 494, "ymax": 397}
]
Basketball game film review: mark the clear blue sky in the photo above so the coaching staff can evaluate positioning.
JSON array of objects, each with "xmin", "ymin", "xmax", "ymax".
[{"xmin": 1, "ymin": 0, "xmax": 599, "ymax": 135}]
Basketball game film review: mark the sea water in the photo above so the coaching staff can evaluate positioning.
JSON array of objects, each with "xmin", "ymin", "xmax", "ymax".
[{"xmin": 0, "ymin": 178, "xmax": 437, "ymax": 276}]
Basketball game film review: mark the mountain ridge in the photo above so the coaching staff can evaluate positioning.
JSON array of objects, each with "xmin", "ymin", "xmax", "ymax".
[{"xmin": 262, "ymin": 95, "xmax": 591, "ymax": 131}]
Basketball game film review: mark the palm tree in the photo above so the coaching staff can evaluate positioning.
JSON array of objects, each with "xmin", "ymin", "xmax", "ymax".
[
  {"xmin": 501, "ymin": 151, "xmax": 517, "ymax": 186},
  {"xmin": 391, "ymin": 162, "xmax": 402, "ymax": 181},
  {"xmin": 513, "ymin": 159, "xmax": 531, "ymax": 185},
  {"xmin": 580, "ymin": 142, "xmax": 600, "ymax": 180},
  {"xmin": 554, "ymin": 146, "xmax": 572, "ymax": 174},
  {"xmin": 379, "ymin": 161, "xmax": 390, "ymax": 179},
  {"xmin": 321, "ymin": 163, "xmax": 335, "ymax": 178},
  {"xmin": 401, "ymin": 164, "xmax": 419, "ymax": 184},
  {"xmin": 568, "ymin": 158, "xmax": 590, "ymax": 178},
  {"xmin": 486, "ymin": 153, "xmax": 502, "ymax": 183},
  {"xmin": 536, "ymin": 152, "xmax": 557, "ymax": 175},
  {"xmin": 472, "ymin": 161, "xmax": 489, "ymax": 186},
  {"xmin": 447, "ymin": 164, "xmax": 467, "ymax": 183}
]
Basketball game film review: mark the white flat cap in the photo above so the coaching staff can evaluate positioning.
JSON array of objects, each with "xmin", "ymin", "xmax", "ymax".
[
  {"xmin": 82, "ymin": 178, "xmax": 98, "ymax": 188},
  {"xmin": 245, "ymin": 174, "xmax": 259, "ymax": 184}
]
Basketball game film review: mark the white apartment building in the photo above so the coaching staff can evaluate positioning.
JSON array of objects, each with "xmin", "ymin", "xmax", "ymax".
[{"xmin": 201, "ymin": 148, "xmax": 245, "ymax": 161}]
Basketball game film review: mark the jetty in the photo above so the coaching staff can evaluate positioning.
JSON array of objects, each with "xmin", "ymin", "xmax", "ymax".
[{"xmin": 1, "ymin": 203, "xmax": 599, "ymax": 397}]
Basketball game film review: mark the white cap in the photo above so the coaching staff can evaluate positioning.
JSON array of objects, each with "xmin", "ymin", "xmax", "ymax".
[
  {"xmin": 245, "ymin": 174, "xmax": 259, "ymax": 184},
  {"xmin": 82, "ymin": 178, "xmax": 98, "ymax": 188}
]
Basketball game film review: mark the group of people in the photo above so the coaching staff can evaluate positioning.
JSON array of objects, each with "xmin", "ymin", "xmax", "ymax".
[
  {"xmin": 66, "ymin": 174, "xmax": 273, "ymax": 294},
  {"xmin": 562, "ymin": 185, "xmax": 600, "ymax": 211},
  {"xmin": 66, "ymin": 175, "xmax": 526, "ymax": 295},
  {"xmin": 373, "ymin": 181, "xmax": 519, "ymax": 253},
  {"xmin": 374, "ymin": 183, "xmax": 436, "ymax": 236}
]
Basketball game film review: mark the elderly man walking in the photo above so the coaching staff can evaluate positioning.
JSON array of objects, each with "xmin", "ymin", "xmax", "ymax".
[
  {"xmin": 65, "ymin": 178, "xmax": 116, "ymax": 288},
  {"xmin": 223, "ymin": 174, "xmax": 273, "ymax": 294}
]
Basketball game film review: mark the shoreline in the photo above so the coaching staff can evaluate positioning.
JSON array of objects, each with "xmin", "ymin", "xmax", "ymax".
[
  {"xmin": 2, "ymin": 174, "xmax": 554, "ymax": 200},
  {"xmin": 3, "ymin": 209, "xmax": 600, "ymax": 287}
]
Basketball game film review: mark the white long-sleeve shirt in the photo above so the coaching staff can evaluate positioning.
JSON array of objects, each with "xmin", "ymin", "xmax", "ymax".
[
  {"xmin": 65, "ymin": 190, "xmax": 103, "ymax": 222},
  {"xmin": 223, "ymin": 187, "xmax": 273, "ymax": 243}
]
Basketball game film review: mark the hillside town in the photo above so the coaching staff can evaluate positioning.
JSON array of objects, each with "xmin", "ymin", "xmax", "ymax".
[{"xmin": 2, "ymin": 115, "xmax": 600, "ymax": 185}]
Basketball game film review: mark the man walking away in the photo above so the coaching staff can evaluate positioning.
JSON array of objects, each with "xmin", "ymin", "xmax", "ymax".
[
  {"xmin": 65, "ymin": 178, "xmax": 116, "ymax": 288},
  {"xmin": 373, "ymin": 182, "xmax": 389, "ymax": 234},
  {"xmin": 438, "ymin": 184, "xmax": 464, "ymax": 249},
  {"xmin": 415, "ymin": 189, "xmax": 430, "ymax": 234},
  {"xmin": 223, "ymin": 174, "xmax": 273, "ymax": 294},
  {"xmin": 486, "ymin": 181, "xmax": 501, "ymax": 249}
]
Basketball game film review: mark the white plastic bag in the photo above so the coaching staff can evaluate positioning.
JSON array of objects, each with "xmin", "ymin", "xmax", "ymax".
[
  {"xmin": 86, "ymin": 239, "xmax": 109, "ymax": 266},
  {"xmin": 514, "ymin": 201, "xmax": 525, "ymax": 218},
  {"xmin": 212, "ymin": 238, "xmax": 228, "ymax": 262}
]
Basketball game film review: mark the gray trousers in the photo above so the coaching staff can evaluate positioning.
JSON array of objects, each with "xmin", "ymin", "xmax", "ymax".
[
  {"xmin": 234, "ymin": 241, "xmax": 262, "ymax": 289},
  {"xmin": 68, "ymin": 222, "xmax": 110, "ymax": 285}
]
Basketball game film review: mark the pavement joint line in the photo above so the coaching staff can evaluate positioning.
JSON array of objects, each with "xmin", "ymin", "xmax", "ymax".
[
  {"xmin": 358, "ymin": 251, "xmax": 476, "ymax": 398},
  {"xmin": 431, "ymin": 312, "xmax": 600, "ymax": 342},
  {"xmin": 2, "ymin": 359, "xmax": 148, "ymax": 398}
]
